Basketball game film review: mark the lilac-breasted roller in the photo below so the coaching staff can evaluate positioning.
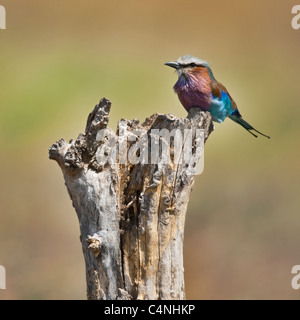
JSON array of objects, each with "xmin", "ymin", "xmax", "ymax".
[{"xmin": 165, "ymin": 55, "xmax": 270, "ymax": 138}]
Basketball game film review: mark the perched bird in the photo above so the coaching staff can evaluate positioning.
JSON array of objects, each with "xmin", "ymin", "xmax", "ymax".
[{"xmin": 165, "ymin": 55, "xmax": 270, "ymax": 138}]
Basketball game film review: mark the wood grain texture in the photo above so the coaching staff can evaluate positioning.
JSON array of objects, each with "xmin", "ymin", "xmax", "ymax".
[{"xmin": 49, "ymin": 98, "xmax": 213, "ymax": 300}]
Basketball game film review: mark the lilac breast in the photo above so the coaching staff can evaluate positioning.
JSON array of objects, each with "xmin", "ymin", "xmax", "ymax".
[{"xmin": 173, "ymin": 74, "xmax": 212, "ymax": 112}]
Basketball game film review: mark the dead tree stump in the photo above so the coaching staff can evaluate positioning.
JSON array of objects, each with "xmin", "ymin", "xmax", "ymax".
[{"xmin": 49, "ymin": 98, "xmax": 213, "ymax": 300}]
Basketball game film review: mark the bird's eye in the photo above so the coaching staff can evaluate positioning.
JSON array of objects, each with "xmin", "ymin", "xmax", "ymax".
[{"xmin": 190, "ymin": 63, "xmax": 196, "ymax": 67}]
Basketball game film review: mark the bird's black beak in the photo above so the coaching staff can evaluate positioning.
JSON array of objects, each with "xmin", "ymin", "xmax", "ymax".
[{"xmin": 164, "ymin": 61, "xmax": 179, "ymax": 69}]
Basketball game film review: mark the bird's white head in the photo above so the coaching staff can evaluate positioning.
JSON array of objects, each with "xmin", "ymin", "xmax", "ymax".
[{"xmin": 164, "ymin": 55, "xmax": 210, "ymax": 78}]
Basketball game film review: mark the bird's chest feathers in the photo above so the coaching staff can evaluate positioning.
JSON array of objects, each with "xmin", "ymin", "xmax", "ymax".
[{"xmin": 174, "ymin": 69, "xmax": 212, "ymax": 110}]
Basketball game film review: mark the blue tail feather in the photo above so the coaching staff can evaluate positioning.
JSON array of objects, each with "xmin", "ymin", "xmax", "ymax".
[{"xmin": 229, "ymin": 114, "xmax": 270, "ymax": 139}]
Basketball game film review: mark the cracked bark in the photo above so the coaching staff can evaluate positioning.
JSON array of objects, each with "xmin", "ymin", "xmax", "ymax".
[{"xmin": 49, "ymin": 98, "xmax": 213, "ymax": 300}]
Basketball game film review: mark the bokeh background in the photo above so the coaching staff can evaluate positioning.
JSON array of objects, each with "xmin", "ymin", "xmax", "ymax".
[{"xmin": 0, "ymin": 0, "xmax": 299, "ymax": 299}]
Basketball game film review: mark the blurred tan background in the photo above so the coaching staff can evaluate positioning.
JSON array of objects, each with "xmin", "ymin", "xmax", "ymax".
[{"xmin": 0, "ymin": 0, "xmax": 299, "ymax": 299}]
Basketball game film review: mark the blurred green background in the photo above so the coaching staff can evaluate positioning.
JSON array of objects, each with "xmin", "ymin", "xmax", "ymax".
[{"xmin": 0, "ymin": 0, "xmax": 299, "ymax": 299}]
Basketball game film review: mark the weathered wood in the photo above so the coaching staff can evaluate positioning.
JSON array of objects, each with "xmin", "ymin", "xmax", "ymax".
[{"xmin": 49, "ymin": 98, "xmax": 213, "ymax": 300}]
